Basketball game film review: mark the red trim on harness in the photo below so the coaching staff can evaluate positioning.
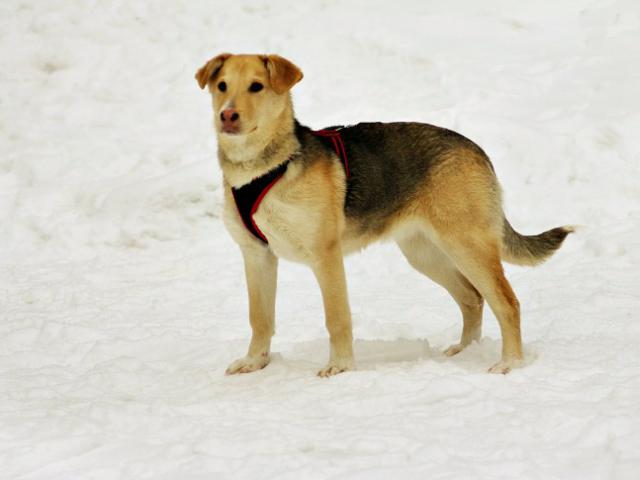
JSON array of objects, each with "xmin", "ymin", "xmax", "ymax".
[
  {"xmin": 311, "ymin": 129, "xmax": 350, "ymax": 178},
  {"xmin": 248, "ymin": 173, "xmax": 284, "ymax": 243}
]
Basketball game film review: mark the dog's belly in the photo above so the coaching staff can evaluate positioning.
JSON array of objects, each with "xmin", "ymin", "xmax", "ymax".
[{"xmin": 258, "ymin": 211, "xmax": 405, "ymax": 263}]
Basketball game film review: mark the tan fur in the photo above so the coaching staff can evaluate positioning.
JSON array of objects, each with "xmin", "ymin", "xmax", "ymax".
[
  {"xmin": 197, "ymin": 53, "xmax": 554, "ymax": 376},
  {"xmin": 263, "ymin": 55, "xmax": 304, "ymax": 94},
  {"xmin": 195, "ymin": 53, "xmax": 231, "ymax": 90}
]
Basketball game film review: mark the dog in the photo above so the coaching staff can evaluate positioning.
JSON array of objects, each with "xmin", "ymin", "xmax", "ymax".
[{"xmin": 196, "ymin": 53, "xmax": 572, "ymax": 376}]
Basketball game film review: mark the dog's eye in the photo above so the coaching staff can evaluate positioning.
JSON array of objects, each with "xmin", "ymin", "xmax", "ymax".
[
  {"xmin": 249, "ymin": 82, "xmax": 263, "ymax": 93},
  {"xmin": 218, "ymin": 81, "xmax": 227, "ymax": 92}
]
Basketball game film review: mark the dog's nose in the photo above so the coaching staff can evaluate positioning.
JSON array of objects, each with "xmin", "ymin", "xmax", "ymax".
[
  {"xmin": 220, "ymin": 108, "xmax": 240, "ymax": 123},
  {"xmin": 220, "ymin": 108, "xmax": 240, "ymax": 134}
]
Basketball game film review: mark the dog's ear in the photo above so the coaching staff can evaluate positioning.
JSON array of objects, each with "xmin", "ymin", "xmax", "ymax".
[
  {"xmin": 195, "ymin": 53, "xmax": 232, "ymax": 89},
  {"xmin": 262, "ymin": 55, "xmax": 303, "ymax": 94}
]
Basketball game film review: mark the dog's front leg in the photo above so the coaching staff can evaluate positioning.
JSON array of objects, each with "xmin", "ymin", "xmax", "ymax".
[
  {"xmin": 225, "ymin": 246, "xmax": 278, "ymax": 375},
  {"xmin": 312, "ymin": 245, "xmax": 355, "ymax": 377}
]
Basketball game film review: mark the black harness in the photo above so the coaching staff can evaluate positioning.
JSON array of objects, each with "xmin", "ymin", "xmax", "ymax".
[{"xmin": 231, "ymin": 128, "xmax": 350, "ymax": 244}]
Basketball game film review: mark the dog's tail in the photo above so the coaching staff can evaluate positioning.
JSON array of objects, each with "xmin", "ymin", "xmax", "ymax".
[{"xmin": 500, "ymin": 219, "xmax": 574, "ymax": 266}]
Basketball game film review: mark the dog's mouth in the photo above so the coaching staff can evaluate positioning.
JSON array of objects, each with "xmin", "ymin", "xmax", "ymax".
[
  {"xmin": 221, "ymin": 124, "xmax": 240, "ymax": 135},
  {"xmin": 220, "ymin": 126, "xmax": 257, "ymax": 136}
]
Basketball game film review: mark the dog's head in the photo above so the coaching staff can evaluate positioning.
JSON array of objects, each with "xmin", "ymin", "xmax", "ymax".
[{"xmin": 196, "ymin": 53, "xmax": 303, "ymax": 137}]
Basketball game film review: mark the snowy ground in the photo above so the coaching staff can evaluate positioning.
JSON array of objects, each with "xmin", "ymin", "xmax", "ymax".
[{"xmin": 2, "ymin": 0, "xmax": 640, "ymax": 478}]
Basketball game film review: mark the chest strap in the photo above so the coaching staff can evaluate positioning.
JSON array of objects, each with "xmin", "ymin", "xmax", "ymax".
[
  {"xmin": 231, "ymin": 160, "xmax": 289, "ymax": 244},
  {"xmin": 231, "ymin": 128, "xmax": 349, "ymax": 244}
]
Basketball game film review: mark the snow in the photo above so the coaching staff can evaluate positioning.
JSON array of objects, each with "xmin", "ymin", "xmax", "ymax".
[{"xmin": 1, "ymin": 0, "xmax": 640, "ymax": 478}]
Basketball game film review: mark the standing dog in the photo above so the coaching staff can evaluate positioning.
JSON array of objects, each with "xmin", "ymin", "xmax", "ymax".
[{"xmin": 196, "ymin": 53, "xmax": 572, "ymax": 376}]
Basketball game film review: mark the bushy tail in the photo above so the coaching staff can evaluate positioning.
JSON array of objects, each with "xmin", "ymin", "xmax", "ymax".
[{"xmin": 501, "ymin": 219, "xmax": 574, "ymax": 266}]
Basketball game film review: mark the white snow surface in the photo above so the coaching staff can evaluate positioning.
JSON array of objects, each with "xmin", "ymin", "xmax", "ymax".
[{"xmin": 1, "ymin": 0, "xmax": 640, "ymax": 478}]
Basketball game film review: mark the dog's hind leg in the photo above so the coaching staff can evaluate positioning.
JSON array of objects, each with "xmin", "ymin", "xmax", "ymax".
[
  {"xmin": 396, "ymin": 232, "xmax": 484, "ymax": 357},
  {"xmin": 433, "ymin": 231, "xmax": 523, "ymax": 374},
  {"xmin": 413, "ymin": 150, "xmax": 523, "ymax": 373}
]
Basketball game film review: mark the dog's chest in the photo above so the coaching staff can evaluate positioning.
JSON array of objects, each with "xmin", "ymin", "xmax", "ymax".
[
  {"xmin": 258, "ymin": 198, "xmax": 319, "ymax": 262},
  {"xmin": 224, "ymin": 189, "xmax": 319, "ymax": 264}
]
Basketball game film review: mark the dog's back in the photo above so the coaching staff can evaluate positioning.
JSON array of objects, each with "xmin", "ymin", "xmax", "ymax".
[{"xmin": 298, "ymin": 121, "xmax": 494, "ymax": 234}]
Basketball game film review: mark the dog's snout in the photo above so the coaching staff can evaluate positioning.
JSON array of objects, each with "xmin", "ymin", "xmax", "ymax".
[{"xmin": 220, "ymin": 109, "xmax": 240, "ymax": 123}]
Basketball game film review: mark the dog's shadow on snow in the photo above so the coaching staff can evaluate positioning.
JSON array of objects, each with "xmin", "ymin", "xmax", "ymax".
[
  {"xmin": 281, "ymin": 337, "xmax": 508, "ymax": 373},
  {"xmin": 353, "ymin": 338, "xmax": 433, "ymax": 367},
  {"xmin": 352, "ymin": 338, "xmax": 504, "ymax": 372}
]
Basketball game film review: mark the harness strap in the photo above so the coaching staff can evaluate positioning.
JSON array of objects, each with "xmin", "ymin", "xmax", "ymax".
[
  {"xmin": 231, "ymin": 128, "xmax": 349, "ymax": 244},
  {"xmin": 231, "ymin": 160, "xmax": 289, "ymax": 244},
  {"xmin": 311, "ymin": 129, "xmax": 350, "ymax": 178}
]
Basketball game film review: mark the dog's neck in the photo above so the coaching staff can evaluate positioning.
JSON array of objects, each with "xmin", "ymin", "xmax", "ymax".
[{"xmin": 217, "ymin": 101, "xmax": 299, "ymax": 188}]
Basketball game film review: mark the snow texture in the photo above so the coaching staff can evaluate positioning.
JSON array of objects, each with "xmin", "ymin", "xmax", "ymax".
[{"xmin": 1, "ymin": 0, "xmax": 640, "ymax": 479}]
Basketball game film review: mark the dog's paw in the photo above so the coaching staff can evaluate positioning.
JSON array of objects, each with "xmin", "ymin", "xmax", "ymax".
[
  {"xmin": 488, "ymin": 358, "xmax": 523, "ymax": 375},
  {"xmin": 225, "ymin": 355, "xmax": 270, "ymax": 375},
  {"xmin": 317, "ymin": 358, "xmax": 355, "ymax": 377},
  {"xmin": 488, "ymin": 362, "xmax": 511, "ymax": 375},
  {"xmin": 443, "ymin": 343, "xmax": 465, "ymax": 357}
]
